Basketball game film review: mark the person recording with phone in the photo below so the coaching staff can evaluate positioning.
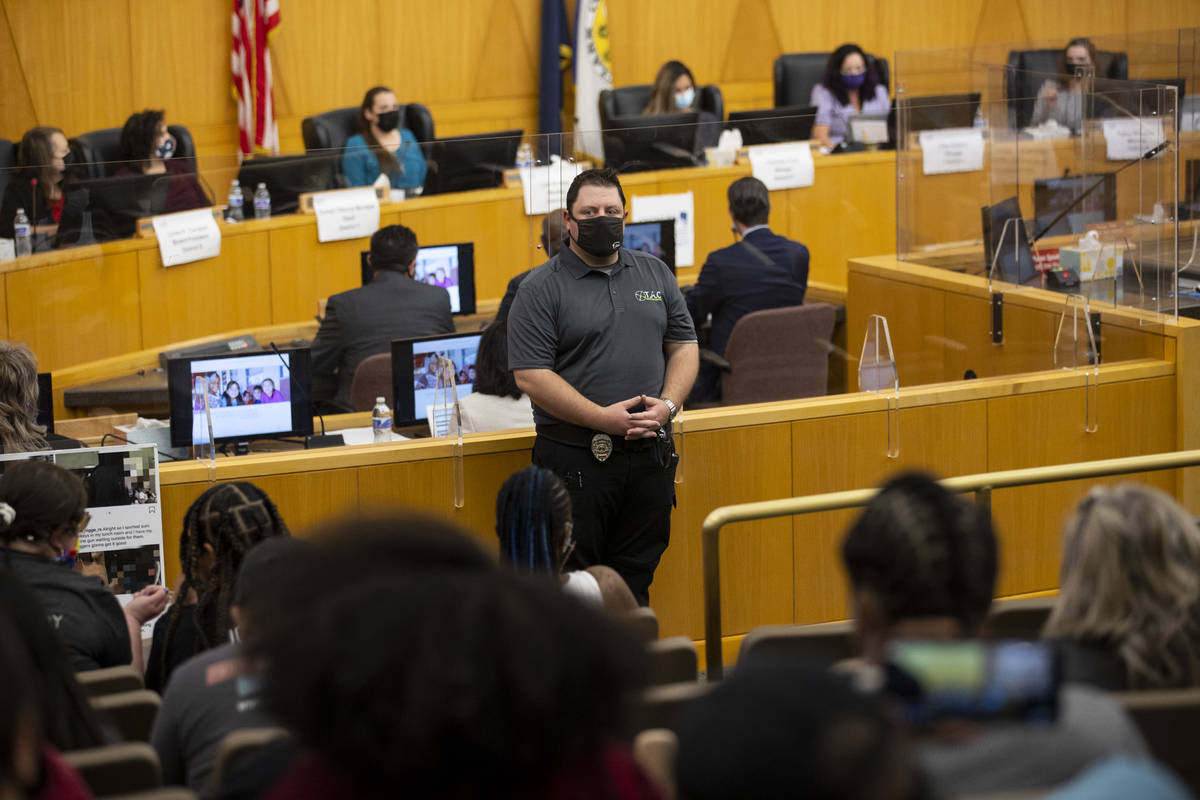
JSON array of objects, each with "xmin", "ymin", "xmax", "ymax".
[{"xmin": 342, "ymin": 86, "xmax": 428, "ymax": 191}]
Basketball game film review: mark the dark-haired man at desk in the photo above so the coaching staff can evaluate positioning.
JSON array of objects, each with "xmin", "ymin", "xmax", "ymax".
[
  {"xmin": 311, "ymin": 224, "xmax": 453, "ymax": 411},
  {"xmin": 686, "ymin": 176, "xmax": 808, "ymax": 404}
]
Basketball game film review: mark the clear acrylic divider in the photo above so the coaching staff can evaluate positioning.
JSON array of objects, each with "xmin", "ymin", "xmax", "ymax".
[{"xmin": 858, "ymin": 314, "xmax": 900, "ymax": 459}]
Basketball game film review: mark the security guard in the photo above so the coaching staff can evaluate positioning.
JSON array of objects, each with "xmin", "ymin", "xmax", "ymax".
[{"xmin": 508, "ymin": 168, "xmax": 699, "ymax": 605}]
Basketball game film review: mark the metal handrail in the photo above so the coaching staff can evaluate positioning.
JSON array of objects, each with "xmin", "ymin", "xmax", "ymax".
[{"xmin": 702, "ymin": 448, "xmax": 1200, "ymax": 679}]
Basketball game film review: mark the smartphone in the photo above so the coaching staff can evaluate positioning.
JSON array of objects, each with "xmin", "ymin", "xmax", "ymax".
[{"xmin": 883, "ymin": 639, "xmax": 1059, "ymax": 725}]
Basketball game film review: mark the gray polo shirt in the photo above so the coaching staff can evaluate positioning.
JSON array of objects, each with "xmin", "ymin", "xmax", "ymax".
[{"xmin": 508, "ymin": 245, "xmax": 697, "ymax": 427}]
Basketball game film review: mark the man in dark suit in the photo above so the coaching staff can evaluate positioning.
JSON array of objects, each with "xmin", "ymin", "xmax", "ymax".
[
  {"xmin": 686, "ymin": 177, "xmax": 809, "ymax": 404},
  {"xmin": 494, "ymin": 210, "xmax": 566, "ymax": 322},
  {"xmin": 311, "ymin": 224, "xmax": 454, "ymax": 411}
]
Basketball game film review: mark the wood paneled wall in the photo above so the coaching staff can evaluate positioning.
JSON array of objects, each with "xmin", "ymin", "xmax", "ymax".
[{"xmin": 3, "ymin": 1, "xmax": 1199, "ymax": 158}]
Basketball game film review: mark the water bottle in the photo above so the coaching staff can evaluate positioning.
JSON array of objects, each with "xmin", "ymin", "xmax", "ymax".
[
  {"xmin": 371, "ymin": 396, "xmax": 392, "ymax": 442},
  {"xmin": 253, "ymin": 182, "xmax": 271, "ymax": 219},
  {"xmin": 516, "ymin": 142, "xmax": 534, "ymax": 170},
  {"xmin": 13, "ymin": 208, "xmax": 31, "ymax": 257},
  {"xmin": 227, "ymin": 180, "xmax": 244, "ymax": 222}
]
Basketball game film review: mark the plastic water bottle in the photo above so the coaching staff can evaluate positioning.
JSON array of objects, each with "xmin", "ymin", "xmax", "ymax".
[
  {"xmin": 253, "ymin": 182, "xmax": 271, "ymax": 219},
  {"xmin": 227, "ymin": 180, "xmax": 244, "ymax": 222},
  {"xmin": 13, "ymin": 208, "xmax": 31, "ymax": 257},
  {"xmin": 516, "ymin": 142, "xmax": 534, "ymax": 170},
  {"xmin": 371, "ymin": 397, "xmax": 392, "ymax": 442}
]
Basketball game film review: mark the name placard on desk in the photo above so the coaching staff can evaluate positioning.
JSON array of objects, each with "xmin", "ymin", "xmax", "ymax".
[
  {"xmin": 746, "ymin": 143, "xmax": 815, "ymax": 190},
  {"xmin": 918, "ymin": 128, "xmax": 984, "ymax": 175},
  {"xmin": 312, "ymin": 187, "xmax": 381, "ymax": 243},
  {"xmin": 1101, "ymin": 118, "xmax": 1165, "ymax": 161},
  {"xmin": 521, "ymin": 160, "xmax": 585, "ymax": 215},
  {"xmin": 151, "ymin": 207, "xmax": 222, "ymax": 267}
]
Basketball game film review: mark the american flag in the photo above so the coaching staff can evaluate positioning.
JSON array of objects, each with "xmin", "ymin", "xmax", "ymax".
[{"xmin": 232, "ymin": 0, "xmax": 280, "ymax": 158}]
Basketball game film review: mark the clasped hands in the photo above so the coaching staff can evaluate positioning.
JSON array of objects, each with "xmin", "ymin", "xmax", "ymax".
[{"xmin": 598, "ymin": 394, "xmax": 671, "ymax": 440}]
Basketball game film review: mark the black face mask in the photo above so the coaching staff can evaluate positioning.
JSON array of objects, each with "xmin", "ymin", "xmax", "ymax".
[
  {"xmin": 570, "ymin": 215, "xmax": 624, "ymax": 258},
  {"xmin": 376, "ymin": 110, "xmax": 401, "ymax": 133}
]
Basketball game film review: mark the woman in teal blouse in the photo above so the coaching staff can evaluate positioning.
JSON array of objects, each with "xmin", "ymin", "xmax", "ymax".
[{"xmin": 342, "ymin": 86, "xmax": 427, "ymax": 191}]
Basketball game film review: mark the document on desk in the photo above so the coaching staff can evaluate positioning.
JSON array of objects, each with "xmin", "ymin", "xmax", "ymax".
[
  {"xmin": 919, "ymin": 128, "xmax": 984, "ymax": 175},
  {"xmin": 1101, "ymin": 118, "xmax": 1165, "ymax": 161},
  {"xmin": 746, "ymin": 143, "xmax": 815, "ymax": 190},
  {"xmin": 152, "ymin": 207, "xmax": 221, "ymax": 267},
  {"xmin": 631, "ymin": 192, "xmax": 695, "ymax": 267},
  {"xmin": 312, "ymin": 187, "xmax": 381, "ymax": 242},
  {"xmin": 521, "ymin": 160, "xmax": 585, "ymax": 215}
]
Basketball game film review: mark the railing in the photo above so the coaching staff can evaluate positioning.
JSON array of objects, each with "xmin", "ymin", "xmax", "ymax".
[{"xmin": 702, "ymin": 449, "xmax": 1200, "ymax": 680}]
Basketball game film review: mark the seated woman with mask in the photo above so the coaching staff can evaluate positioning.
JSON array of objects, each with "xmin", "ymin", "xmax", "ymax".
[
  {"xmin": 0, "ymin": 126, "xmax": 85, "ymax": 248},
  {"xmin": 342, "ymin": 86, "xmax": 428, "ymax": 192},
  {"xmin": 642, "ymin": 60, "xmax": 721, "ymax": 151},
  {"xmin": 811, "ymin": 44, "xmax": 891, "ymax": 149},
  {"xmin": 114, "ymin": 109, "xmax": 210, "ymax": 214}
]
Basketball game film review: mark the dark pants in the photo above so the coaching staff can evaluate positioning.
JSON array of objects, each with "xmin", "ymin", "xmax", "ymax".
[{"xmin": 532, "ymin": 435, "xmax": 677, "ymax": 606}]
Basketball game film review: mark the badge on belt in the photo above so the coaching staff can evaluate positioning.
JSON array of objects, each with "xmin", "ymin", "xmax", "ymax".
[{"xmin": 590, "ymin": 433, "xmax": 613, "ymax": 462}]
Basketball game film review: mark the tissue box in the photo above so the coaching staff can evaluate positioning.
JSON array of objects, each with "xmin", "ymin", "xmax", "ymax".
[
  {"xmin": 116, "ymin": 421, "xmax": 190, "ymax": 462},
  {"xmin": 1059, "ymin": 243, "xmax": 1124, "ymax": 282}
]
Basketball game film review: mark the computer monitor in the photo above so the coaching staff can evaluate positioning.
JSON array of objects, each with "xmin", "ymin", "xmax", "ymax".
[
  {"xmin": 981, "ymin": 196, "xmax": 1037, "ymax": 285},
  {"xmin": 74, "ymin": 172, "xmax": 182, "ymax": 241},
  {"xmin": 359, "ymin": 242, "xmax": 477, "ymax": 315},
  {"xmin": 421, "ymin": 130, "xmax": 522, "ymax": 196},
  {"xmin": 601, "ymin": 111, "xmax": 700, "ymax": 173},
  {"xmin": 391, "ymin": 331, "xmax": 485, "ymax": 429},
  {"xmin": 36, "ymin": 372, "xmax": 53, "ymax": 435},
  {"xmin": 167, "ymin": 348, "xmax": 314, "ymax": 447},
  {"xmin": 1033, "ymin": 172, "xmax": 1117, "ymax": 238},
  {"xmin": 847, "ymin": 113, "xmax": 892, "ymax": 145},
  {"xmin": 235, "ymin": 152, "xmax": 338, "ymax": 215},
  {"xmin": 898, "ymin": 93, "xmax": 982, "ymax": 133},
  {"xmin": 727, "ymin": 105, "xmax": 817, "ymax": 146},
  {"xmin": 623, "ymin": 219, "xmax": 676, "ymax": 272}
]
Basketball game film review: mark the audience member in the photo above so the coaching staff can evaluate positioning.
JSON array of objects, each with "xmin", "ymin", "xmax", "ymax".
[
  {"xmin": 0, "ymin": 341, "xmax": 49, "ymax": 454},
  {"xmin": 495, "ymin": 210, "xmax": 565, "ymax": 323},
  {"xmin": 0, "ymin": 126, "xmax": 85, "ymax": 247},
  {"xmin": 1030, "ymin": 38, "xmax": 1097, "ymax": 133},
  {"xmin": 114, "ymin": 109, "xmax": 209, "ymax": 213},
  {"xmin": 686, "ymin": 176, "xmax": 809, "ymax": 404},
  {"xmin": 495, "ymin": 465, "xmax": 637, "ymax": 613},
  {"xmin": 841, "ymin": 471, "xmax": 1146, "ymax": 797},
  {"xmin": 342, "ymin": 86, "xmax": 428, "ymax": 191},
  {"xmin": 152, "ymin": 537, "xmax": 311, "ymax": 797},
  {"xmin": 310, "ymin": 224, "xmax": 453, "ymax": 411},
  {"xmin": 0, "ymin": 575, "xmax": 107, "ymax": 753},
  {"xmin": 0, "ymin": 460, "xmax": 167, "ymax": 672},
  {"xmin": 147, "ymin": 481, "xmax": 289, "ymax": 693},
  {"xmin": 811, "ymin": 44, "xmax": 891, "ymax": 149},
  {"xmin": 247, "ymin": 511, "xmax": 654, "ymax": 799},
  {"xmin": 676, "ymin": 656, "xmax": 923, "ymax": 800},
  {"xmin": 1044, "ymin": 483, "xmax": 1200, "ymax": 690},
  {"xmin": 447, "ymin": 320, "xmax": 534, "ymax": 435},
  {"xmin": 0, "ymin": 612, "xmax": 96, "ymax": 800},
  {"xmin": 641, "ymin": 60, "xmax": 720, "ymax": 152}
]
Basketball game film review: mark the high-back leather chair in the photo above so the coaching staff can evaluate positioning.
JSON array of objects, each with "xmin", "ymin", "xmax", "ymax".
[
  {"xmin": 348, "ymin": 352, "xmax": 394, "ymax": 412},
  {"xmin": 597, "ymin": 84, "xmax": 723, "ymax": 171},
  {"xmin": 599, "ymin": 84, "xmax": 725, "ymax": 123},
  {"xmin": 69, "ymin": 125, "xmax": 197, "ymax": 179},
  {"xmin": 713, "ymin": 303, "xmax": 836, "ymax": 406},
  {"xmin": 1005, "ymin": 48, "xmax": 1128, "ymax": 129},
  {"xmin": 774, "ymin": 52, "xmax": 890, "ymax": 108},
  {"xmin": 301, "ymin": 104, "xmax": 436, "ymax": 154},
  {"xmin": 0, "ymin": 138, "xmax": 15, "ymax": 207}
]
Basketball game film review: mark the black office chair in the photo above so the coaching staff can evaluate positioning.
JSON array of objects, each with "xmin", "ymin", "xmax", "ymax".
[
  {"xmin": 598, "ymin": 84, "xmax": 724, "ymax": 171},
  {"xmin": 0, "ymin": 138, "xmax": 15, "ymax": 208},
  {"xmin": 1005, "ymin": 48, "xmax": 1128, "ymax": 129},
  {"xmin": 301, "ymin": 104, "xmax": 435, "ymax": 154},
  {"xmin": 774, "ymin": 52, "xmax": 890, "ymax": 108},
  {"xmin": 69, "ymin": 125, "xmax": 197, "ymax": 179},
  {"xmin": 600, "ymin": 84, "xmax": 725, "ymax": 123}
]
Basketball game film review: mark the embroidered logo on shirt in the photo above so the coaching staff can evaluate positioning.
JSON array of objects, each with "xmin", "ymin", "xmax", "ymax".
[{"xmin": 634, "ymin": 290, "xmax": 664, "ymax": 302}]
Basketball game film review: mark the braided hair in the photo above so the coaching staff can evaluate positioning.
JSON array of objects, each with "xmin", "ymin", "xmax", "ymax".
[
  {"xmin": 160, "ymin": 481, "xmax": 288, "ymax": 686},
  {"xmin": 495, "ymin": 466, "xmax": 572, "ymax": 575}
]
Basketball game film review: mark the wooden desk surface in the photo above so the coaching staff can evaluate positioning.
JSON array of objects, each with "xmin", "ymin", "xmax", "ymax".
[{"xmin": 3, "ymin": 153, "xmax": 896, "ymax": 373}]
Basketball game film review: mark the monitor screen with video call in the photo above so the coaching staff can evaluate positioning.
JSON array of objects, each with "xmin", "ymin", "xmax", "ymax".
[
  {"xmin": 390, "ymin": 331, "xmax": 485, "ymax": 429},
  {"xmin": 360, "ymin": 241, "xmax": 477, "ymax": 315}
]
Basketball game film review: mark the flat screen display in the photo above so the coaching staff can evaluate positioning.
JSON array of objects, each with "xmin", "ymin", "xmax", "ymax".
[
  {"xmin": 390, "ymin": 332, "xmax": 484, "ymax": 428},
  {"xmin": 167, "ymin": 349, "xmax": 313, "ymax": 447},
  {"xmin": 623, "ymin": 219, "xmax": 676, "ymax": 272},
  {"xmin": 360, "ymin": 242, "xmax": 477, "ymax": 315},
  {"xmin": 36, "ymin": 372, "xmax": 53, "ymax": 434}
]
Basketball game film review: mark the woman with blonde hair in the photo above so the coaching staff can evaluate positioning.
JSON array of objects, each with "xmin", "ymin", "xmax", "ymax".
[
  {"xmin": 0, "ymin": 342, "xmax": 47, "ymax": 455},
  {"xmin": 1045, "ymin": 482, "xmax": 1200, "ymax": 690}
]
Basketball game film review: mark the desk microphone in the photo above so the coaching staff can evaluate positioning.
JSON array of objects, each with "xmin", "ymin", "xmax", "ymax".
[{"xmin": 269, "ymin": 341, "xmax": 326, "ymax": 438}]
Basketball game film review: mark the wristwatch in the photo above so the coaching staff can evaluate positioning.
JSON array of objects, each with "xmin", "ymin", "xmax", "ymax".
[{"xmin": 663, "ymin": 397, "xmax": 679, "ymax": 421}]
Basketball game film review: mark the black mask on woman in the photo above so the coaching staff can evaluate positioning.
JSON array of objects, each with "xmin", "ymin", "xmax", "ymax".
[
  {"xmin": 570, "ymin": 215, "xmax": 624, "ymax": 258},
  {"xmin": 376, "ymin": 110, "xmax": 401, "ymax": 133}
]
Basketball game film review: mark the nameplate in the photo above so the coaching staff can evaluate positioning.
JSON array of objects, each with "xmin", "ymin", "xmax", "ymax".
[
  {"xmin": 521, "ymin": 160, "xmax": 585, "ymax": 215},
  {"xmin": 746, "ymin": 143, "xmax": 815, "ymax": 190},
  {"xmin": 918, "ymin": 128, "xmax": 984, "ymax": 175},
  {"xmin": 151, "ymin": 207, "xmax": 222, "ymax": 267},
  {"xmin": 312, "ymin": 188, "xmax": 381, "ymax": 242},
  {"xmin": 1101, "ymin": 118, "xmax": 1165, "ymax": 161}
]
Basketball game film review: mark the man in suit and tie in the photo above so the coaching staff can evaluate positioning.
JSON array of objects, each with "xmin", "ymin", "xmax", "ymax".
[
  {"xmin": 685, "ymin": 177, "xmax": 809, "ymax": 404},
  {"xmin": 311, "ymin": 224, "xmax": 454, "ymax": 411}
]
